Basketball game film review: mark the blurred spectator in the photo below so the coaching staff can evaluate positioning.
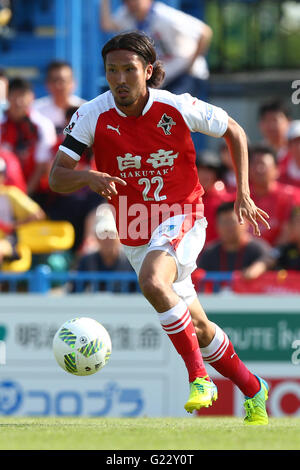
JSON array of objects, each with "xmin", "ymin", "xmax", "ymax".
[
  {"xmin": 278, "ymin": 120, "xmax": 300, "ymax": 188},
  {"xmin": 196, "ymin": 150, "xmax": 232, "ymax": 244},
  {"xmin": 0, "ymin": 68, "xmax": 8, "ymax": 118},
  {"xmin": 0, "ymin": 156, "xmax": 45, "ymax": 266},
  {"xmin": 100, "ymin": 0, "xmax": 212, "ymax": 96},
  {"xmin": 33, "ymin": 61, "xmax": 85, "ymax": 135},
  {"xmin": 249, "ymin": 144, "xmax": 300, "ymax": 246},
  {"xmin": 0, "ymin": 145, "xmax": 26, "ymax": 191},
  {"xmin": 0, "ymin": 77, "xmax": 57, "ymax": 199},
  {"xmin": 258, "ymin": 99, "xmax": 291, "ymax": 163},
  {"xmin": 274, "ymin": 206, "xmax": 300, "ymax": 271},
  {"xmin": 197, "ymin": 201, "xmax": 274, "ymax": 280},
  {"xmin": 72, "ymin": 204, "xmax": 135, "ymax": 292}
]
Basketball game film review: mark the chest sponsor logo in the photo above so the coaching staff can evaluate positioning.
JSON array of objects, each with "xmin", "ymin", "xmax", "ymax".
[
  {"xmin": 157, "ymin": 114, "xmax": 176, "ymax": 135},
  {"xmin": 116, "ymin": 149, "xmax": 178, "ymax": 172}
]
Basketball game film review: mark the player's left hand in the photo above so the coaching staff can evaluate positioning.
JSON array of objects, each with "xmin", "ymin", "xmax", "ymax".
[{"xmin": 234, "ymin": 194, "xmax": 270, "ymax": 237}]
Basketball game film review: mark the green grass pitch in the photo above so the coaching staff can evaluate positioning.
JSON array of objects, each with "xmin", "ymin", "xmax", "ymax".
[{"xmin": 0, "ymin": 417, "xmax": 299, "ymax": 450}]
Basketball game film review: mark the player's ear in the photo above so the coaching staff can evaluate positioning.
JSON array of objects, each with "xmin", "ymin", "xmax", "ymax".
[{"xmin": 145, "ymin": 63, "xmax": 153, "ymax": 81}]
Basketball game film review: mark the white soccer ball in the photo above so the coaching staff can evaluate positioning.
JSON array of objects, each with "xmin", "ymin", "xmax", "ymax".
[{"xmin": 53, "ymin": 317, "xmax": 112, "ymax": 376}]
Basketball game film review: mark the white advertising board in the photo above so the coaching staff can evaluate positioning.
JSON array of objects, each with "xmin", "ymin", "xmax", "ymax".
[{"xmin": 1, "ymin": 294, "xmax": 300, "ymax": 417}]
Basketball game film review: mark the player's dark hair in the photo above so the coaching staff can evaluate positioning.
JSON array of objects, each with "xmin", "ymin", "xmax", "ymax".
[
  {"xmin": 8, "ymin": 77, "xmax": 32, "ymax": 94},
  {"xmin": 46, "ymin": 60, "xmax": 73, "ymax": 80},
  {"xmin": 101, "ymin": 31, "xmax": 165, "ymax": 88},
  {"xmin": 258, "ymin": 99, "xmax": 290, "ymax": 120},
  {"xmin": 248, "ymin": 143, "xmax": 278, "ymax": 165},
  {"xmin": 216, "ymin": 201, "xmax": 235, "ymax": 218}
]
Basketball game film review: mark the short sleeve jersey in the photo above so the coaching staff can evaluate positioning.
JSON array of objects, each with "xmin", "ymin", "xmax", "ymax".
[{"xmin": 60, "ymin": 88, "xmax": 228, "ymax": 246}]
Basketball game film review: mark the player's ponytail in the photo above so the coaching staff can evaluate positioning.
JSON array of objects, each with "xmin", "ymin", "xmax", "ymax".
[{"xmin": 102, "ymin": 31, "xmax": 165, "ymax": 89}]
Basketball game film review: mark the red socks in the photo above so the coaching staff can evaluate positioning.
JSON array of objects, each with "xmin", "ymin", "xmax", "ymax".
[
  {"xmin": 201, "ymin": 324, "xmax": 260, "ymax": 397},
  {"xmin": 159, "ymin": 300, "xmax": 207, "ymax": 382},
  {"xmin": 159, "ymin": 303, "xmax": 260, "ymax": 397}
]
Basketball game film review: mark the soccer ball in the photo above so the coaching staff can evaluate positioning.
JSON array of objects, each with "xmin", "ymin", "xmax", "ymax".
[{"xmin": 53, "ymin": 317, "xmax": 112, "ymax": 376}]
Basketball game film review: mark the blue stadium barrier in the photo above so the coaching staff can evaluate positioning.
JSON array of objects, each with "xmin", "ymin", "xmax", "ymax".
[{"xmin": 0, "ymin": 266, "xmax": 233, "ymax": 294}]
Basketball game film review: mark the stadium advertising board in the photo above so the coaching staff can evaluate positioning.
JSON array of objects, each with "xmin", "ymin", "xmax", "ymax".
[{"xmin": 0, "ymin": 294, "xmax": 300, "ymax": 417}]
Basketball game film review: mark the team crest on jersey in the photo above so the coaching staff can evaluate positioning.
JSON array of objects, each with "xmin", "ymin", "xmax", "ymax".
[{"xmin": 157, "ymin": 113, "xmax": 176, "ymax": 135}]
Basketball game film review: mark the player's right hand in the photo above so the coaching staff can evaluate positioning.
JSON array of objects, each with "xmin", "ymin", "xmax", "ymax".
[{"xmin": 87, "ymin": 170, "xmax": 127, "ymax": 200}]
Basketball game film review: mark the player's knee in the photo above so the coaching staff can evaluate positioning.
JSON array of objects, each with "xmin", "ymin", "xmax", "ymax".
[{"xmin": 138, "ymin": 273, "xmax": 165, "ymax": 301}]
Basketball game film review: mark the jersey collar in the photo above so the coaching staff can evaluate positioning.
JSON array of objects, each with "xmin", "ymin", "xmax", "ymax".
[{"xmin": 112, "ymin": 87, "xmax": 155, "ymax": 118}]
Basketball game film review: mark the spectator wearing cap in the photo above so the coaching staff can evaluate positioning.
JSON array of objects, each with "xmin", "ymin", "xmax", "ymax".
[
  {"xmin": 274, "ymin": 206, "xmax": 300, "ymax": 271},
  {"xmin": 197, "ymin": 201, "xmax": 274, "ymax": 281},
  {"xmin": 249, "ymin": 144, "xmax": 300, "ymax": 246},
  {"xmin": 72, "ymin": 204, "xmax": 135, "ymax": 293},
  {"xmin": 196, "ymin": 150, "xmax": 232, "ymax": 244},
  {"xmin": 278, "ymin": 120, "xmax": 300, "ymax": 188},
  {"xmin": 0, "ymin": 156, "xmax": 45, "ymax": 266}
]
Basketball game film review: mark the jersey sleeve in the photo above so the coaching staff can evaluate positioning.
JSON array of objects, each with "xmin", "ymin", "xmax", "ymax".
[
  {"xmin": 176, "ymin": 93, "xmax": 228, "ymax": 138},
  {"xmin": 59, "ymin": 104, "xmax": 95, "ymax": 161}
]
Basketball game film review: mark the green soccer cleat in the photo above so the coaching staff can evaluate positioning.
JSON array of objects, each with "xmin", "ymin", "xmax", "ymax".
[
  {"xmin": 243, "ymin": 376, "xmax": 269, "ymax": 425},
  {"xmin": 184, "ymin": 376, "xmax": 218, "ymax": 413}
]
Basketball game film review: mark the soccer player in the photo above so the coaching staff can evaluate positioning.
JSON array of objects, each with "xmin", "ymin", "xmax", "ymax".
[{"xmin": 49, "ymin": 31, "xmax": 270, "ymax": 424}]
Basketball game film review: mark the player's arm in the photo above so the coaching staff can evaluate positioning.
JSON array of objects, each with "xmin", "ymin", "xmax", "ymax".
[
  {"xmin": 223, "ymin": 117, "xmax": 270, "ymax": 236},
  {"xmin": 100, "ymin": 0, "xmax": 122, "ymax": 32},
  {"xmin": 49, "ymin": 150, "xmax": 126, "ymax": 200}
]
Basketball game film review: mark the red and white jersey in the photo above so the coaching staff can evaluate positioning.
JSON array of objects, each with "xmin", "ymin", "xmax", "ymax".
[{"xmin": 59, "ymin": 88, "xmax": 228, "ymax": 245}]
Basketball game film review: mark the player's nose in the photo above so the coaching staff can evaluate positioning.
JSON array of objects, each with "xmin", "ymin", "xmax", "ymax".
[{"xmin": 115, "ymin": 71, "xmax": 127, "ymax": 85}]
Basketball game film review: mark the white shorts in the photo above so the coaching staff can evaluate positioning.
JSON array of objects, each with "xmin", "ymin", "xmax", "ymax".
[{"xmin": 122, "ymin": 214, "xmax": 207, "ymax": 306}]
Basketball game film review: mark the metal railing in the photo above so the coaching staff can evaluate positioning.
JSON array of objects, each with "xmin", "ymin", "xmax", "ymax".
[{"xmin": 0, "ymin": 266, "xmax": 232, "ymax": 294}]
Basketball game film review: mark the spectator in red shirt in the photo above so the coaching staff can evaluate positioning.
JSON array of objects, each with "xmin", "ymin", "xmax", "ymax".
[
  {"xmin": 279, "ymin": 120, "xmax": 300, "ymax": 188},
  {"xmin": 258, "ymin": 99, "xmax": 291, "ymax": 164},
  {"xmin": 249, "ymin": 144, "xmax": 300, "ymax": 246},
  {"xmin": 0, "ymin": 77, "xmax": 56, "ymax": 200},
  {"xmin": 196, "ymin": 150, "xmax": 232, "ymax": 244}
]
